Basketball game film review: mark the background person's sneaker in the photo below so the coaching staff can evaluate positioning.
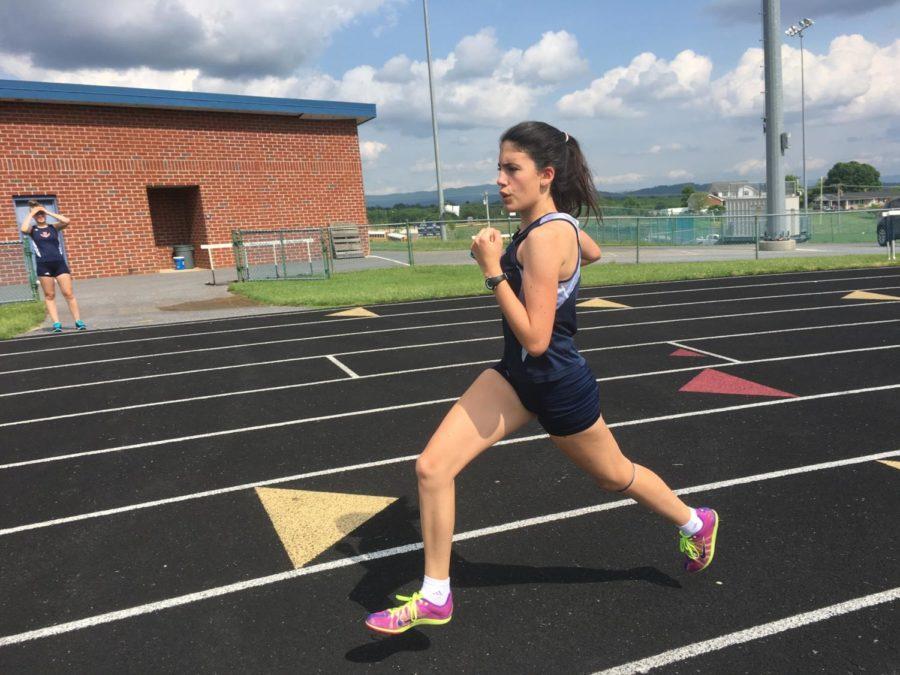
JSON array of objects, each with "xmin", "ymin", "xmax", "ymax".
[
  {"xmin": 679, "ymin": 507, "xmax": 719, "ymax": 573},
  {"xmin": 75, "ymin": 320, "xmax": 86, "ymax": 331},
  {"xmin": 365, "ymin": 591, "xmax": 453, "ymax": 635},
  {"xmin": 52, "ymin": 322, "xmax": 63, "ymax": 333}
]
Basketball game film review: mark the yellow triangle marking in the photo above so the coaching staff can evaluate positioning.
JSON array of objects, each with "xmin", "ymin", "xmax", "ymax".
[
  {"xmin": 842, "ymin": 291, "xmax": 900, "ymax": 301},
  {"xmin": 577, "ymin": 298, "xmax": 630, "ymax": 309},
  {"xmin": 327, "ymin": 307, "xmax": 379, "ymax": 317},
  {"xmin": 878, "ymin": 459, "xmax": 900, "ymax": 471},
  {"xmin": 255, "ymin": 488, "xmax": 397, "ymax": 568}
]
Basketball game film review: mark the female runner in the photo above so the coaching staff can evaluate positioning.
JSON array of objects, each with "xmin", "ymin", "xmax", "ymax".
[
  {"xmin": 20, "ymin": 201, "xmax": 86, "ymax": 332},
  {"xmin": 366, "ymin": 121, "xmax": 718, "ymax": 635}
]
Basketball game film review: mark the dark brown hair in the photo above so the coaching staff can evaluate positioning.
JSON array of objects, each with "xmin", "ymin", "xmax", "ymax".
[{"xmin": 500, "ymin": 121, "xmax": 601, "ymax": 221}]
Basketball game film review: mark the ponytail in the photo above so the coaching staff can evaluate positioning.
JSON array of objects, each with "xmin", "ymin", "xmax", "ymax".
[{"xmin": 500, "ymin": 121, "xmax": 601, "ymax": 221}]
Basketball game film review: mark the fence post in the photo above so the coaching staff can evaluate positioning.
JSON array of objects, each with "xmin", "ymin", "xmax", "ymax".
[
  {"xmin": 635, "ymin": 217, "xmax": 641, "ymax": 264},
  {"xmin": 21, "ymin": 239, "xmax": 38, "ymax": 300},
  {"xmin": 321, "ymin": 229, "xmax": 331, "ymax": 279},
  {"xmin": 754, "ymin": 215, "xmax": 759, "ymax": 260},
  {"xmin": 406, "ymin": 223, "xmax": 414, "ymax": 265}
]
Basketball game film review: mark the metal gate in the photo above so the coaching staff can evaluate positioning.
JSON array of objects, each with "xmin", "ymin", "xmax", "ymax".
[
  {"xmin": 0, "ymin": 240, "xmax": 38, "ymax": 304},
  {"xmin": 232, "ymin": 227, "xmax": 330, "ymax": 282}
]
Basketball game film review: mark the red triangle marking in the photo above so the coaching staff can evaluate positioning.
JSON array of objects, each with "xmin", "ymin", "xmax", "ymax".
[
  {"xmin": 670, "ymin": 348, "xmax": 705, "ymax": 357},
  {"xmin": 679, "ymin": 369, "xmax": 797, "ymax": 398}
]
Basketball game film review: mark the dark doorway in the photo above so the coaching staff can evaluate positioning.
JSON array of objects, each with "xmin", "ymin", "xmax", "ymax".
[{"xmin": 147, "ymin": 186, "xmax": 207, "ymax": 269}]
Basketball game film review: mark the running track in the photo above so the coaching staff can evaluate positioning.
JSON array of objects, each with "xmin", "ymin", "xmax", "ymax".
[{"xmin": 0, "ymin": 267, "xmax": 898, "ymax": 673}]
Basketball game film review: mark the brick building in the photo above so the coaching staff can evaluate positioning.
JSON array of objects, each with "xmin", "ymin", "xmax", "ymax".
[{"xmin": 0, "ymin": 79, "xmax": 376, "ymax": 278}]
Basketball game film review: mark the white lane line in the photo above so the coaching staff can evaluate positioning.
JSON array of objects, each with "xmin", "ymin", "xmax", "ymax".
[
  {"xmin": 4, "ymin": 269, "xmax": 897, "ymax": 348},
  {"xmin": 594, "ymin": 588, "xmax": 900, "ymax": 675},
  {"xmin": 4, "ymin": 270, "xmax": 896, "ymax": 346},
  {"xmin": 1, "ymin": 283, "xmax": 898, "ymax": 360},
  {"xmin": 325, "ymin": 355, "xmax": 359, "ymax": 379},
  {"xmin": 367, "ymin": 254, "xmax": 410, "ymax": 267},
  {"xmin": 668, "ymin": 341, "xmax": 741, "ymax": 363},
  {"xmin": 3, "ymin": 383, "xmax": 898, "ymax": 529},
  {"xmin": 0, "ymin": 449, "xmax": 896, "ymax": 647},
  {"xmin": 3, "ymin": 316, "xmax": 897, "ymax": 398},
  {"xmin": 2, "ymin": 342, "xmax": 897, "ymax": 431},
  {"xmin": 1, "ymin": 296, "xmax": 895, "ymax": 377}
]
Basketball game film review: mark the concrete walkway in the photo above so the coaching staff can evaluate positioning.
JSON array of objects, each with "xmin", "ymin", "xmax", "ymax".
[{"xmin": 31, "ymin": 267, "xmax": 301, "ymax": 332}]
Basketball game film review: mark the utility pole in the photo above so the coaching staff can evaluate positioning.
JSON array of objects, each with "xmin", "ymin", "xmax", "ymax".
[
  {"xmin": 422, "ymin": 0, "xmax": 445, "ymax": 238},
  {"xmin": 763, "ymin": 0, "xmax": 786, "ymax": 239}
]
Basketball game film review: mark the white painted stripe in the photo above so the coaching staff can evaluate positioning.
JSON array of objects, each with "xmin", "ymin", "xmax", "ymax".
[
  {"xmin": 0, "ymin": 449, "xmax": 895, "ymax": 647},
  {"xmin": 4, "ymin": 268, "xmax": 897, "ymax": 347},
  {"xmin": 6, "ymin": 269, "xmax": 897, "ymax": 346},
  {"xmin": 325, "ymin": 355, "xmax": 359, "ymax": 379},
  {"xmin": 594, "ymin": 588, "xmax": 900, "ymax": 675},
  {"xmin": 1, "ymin": 283, "xmax": 898, "ymax": 359},
  {"xmin": 367, "ymin": 254, "xmax": 410, "ymax": 267},
  {"xmin": 3, "ymin": 383, "xmax": 898, "ymax": 532},
  {"xmin": 0, "ymin": 298, "xmax": 892, "ymax": 377},
  {"xmin": 0, "ymin": 396, "xmax": 457, "ymax": 470},
  {"xmin": 668, "ymin": 341, "xmax": 741, "ymax": 363},
  {"xmin": 2, "ymin": 341, "xmax": 897, "ymax": 431},
  {"xmin": 3, "ymin": 316, "xmax": 897, "ymax": 399}
]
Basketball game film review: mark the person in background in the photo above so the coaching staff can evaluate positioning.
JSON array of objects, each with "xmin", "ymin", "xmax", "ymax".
[{"xmin": 20, "ymin": 200, "xmax": 86, "ymax": 332}]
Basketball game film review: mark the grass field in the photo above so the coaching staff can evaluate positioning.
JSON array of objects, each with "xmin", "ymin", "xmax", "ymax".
[
  {"xmin": 230, "ymin": 254, "xmax": 898, "ymax": 308},
  {"xmin": 0, "ymin": 301, "xmax": 45, "ymax": 339}
]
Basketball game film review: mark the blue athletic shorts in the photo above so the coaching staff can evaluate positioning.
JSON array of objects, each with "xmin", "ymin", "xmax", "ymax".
[
  {"xmin": 492, "ymin": 360, "xmax": 601, "ymax": 436},
  {"xmin": 36, "ymin": 260, "xmax": 71, "ymax": 277}
]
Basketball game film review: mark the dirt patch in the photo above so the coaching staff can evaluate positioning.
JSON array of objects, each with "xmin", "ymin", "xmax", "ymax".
[{"xmin": 158, "ymin": 295, "xmax": 263, "ymax": 311}]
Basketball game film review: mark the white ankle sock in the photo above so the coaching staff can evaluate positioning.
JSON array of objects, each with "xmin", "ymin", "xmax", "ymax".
[
  {"xmin": 679, "ymin": 508, "xmax": 703, "ymax": 536},
  {"xmin": 421, "ymin": 575, "xmax": 451, "ymax": 605}
]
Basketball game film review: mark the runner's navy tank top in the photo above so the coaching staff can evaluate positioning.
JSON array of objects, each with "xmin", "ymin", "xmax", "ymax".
[
  {"xmin": 29, "ymin": 225, "xmax": 64, "ymax": 262},
  {"xmin": 498, "ymin": 212, "xmax": 585, "ymax": 382}
]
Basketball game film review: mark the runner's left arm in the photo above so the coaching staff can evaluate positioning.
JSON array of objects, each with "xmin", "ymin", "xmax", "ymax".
[{"xmin": 45, "ymin": 211, "xmax": 71, "ymax": 230}]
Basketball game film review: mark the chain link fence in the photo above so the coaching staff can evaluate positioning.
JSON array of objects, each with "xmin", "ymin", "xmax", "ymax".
[
  {"xmin": 362, "ymin": 208, "xmax": 893, "ymax": 268},
  {"xmin": 0, "ymin": 240, "xmax": 38, "ymax": 304}
]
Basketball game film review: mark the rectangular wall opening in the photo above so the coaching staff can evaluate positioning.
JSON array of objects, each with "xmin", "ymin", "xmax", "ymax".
[{"xmin": 147, "ymin": 186, "xmax": 207, "ymax": 269}]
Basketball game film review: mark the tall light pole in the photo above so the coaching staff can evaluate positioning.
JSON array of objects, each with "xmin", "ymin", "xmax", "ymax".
[
  {"xmin": 762, "ymin": 0, "xmax": 789, "ymax": 241},
  {"xmin": 786, "ymin": 18, "xmax": 814, "ymax": 215},
  {"xmin": 422, "ymin": 0, "xmax": 445, "ymax": 232}
]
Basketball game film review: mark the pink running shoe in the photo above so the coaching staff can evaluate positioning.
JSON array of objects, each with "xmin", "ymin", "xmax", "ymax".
[
  {"xmin": 365, "ymin": 591, "xmax": 453, "ymax": 635},
  {"xmin": 679, "ymin": 507, "xmax": 720, "ymax": 573}
]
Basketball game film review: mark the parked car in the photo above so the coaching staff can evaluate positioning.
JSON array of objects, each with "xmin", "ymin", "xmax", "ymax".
[
  {"xmin": 694, "ymin": 234, "xmax": 721, "ymax": 245},
  {"xmin": 877, "ymin": 199, "xmax": 900, "ymax": 246}
]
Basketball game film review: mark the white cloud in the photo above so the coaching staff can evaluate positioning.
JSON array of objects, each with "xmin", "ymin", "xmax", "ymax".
[
  {"xmin": 510, "ymin": 30, "xmax": 588, "ymax": 83},
  {"xmin": 360, "ymin": 140, "xmax": 387, "ymax": 162},
  {"xmin": 731, "ymin": 159, "xmax": 765, "ymax": 176},
  {"xmin": 0, "ymin": 0, "xmax": 398, "ymax": 79},
  {"xmin": 650, "ymin": 143, "xmax": 684, "ymax": 154},
  {"xmin": 448, "ymin": 28, "xmax": 502, "ymax": 79},
  {"xmin": 595, "ymin": 172, "xmax": 645, "ymax": 186},
  {"xmin": 667, "ymin": 169, "xmax": 694, "ymax": 180},
  {"xmin": 557, "ymin": 49, "xmax": 712, "ymax": 118},
  {"xmin": 712, "ymin": 35, "xmax": 900, "ymax": 122}
]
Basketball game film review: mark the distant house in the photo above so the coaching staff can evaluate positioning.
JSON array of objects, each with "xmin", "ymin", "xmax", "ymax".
[
  {"xmin": 709, "ymin": 182, "xmax": 762, "ymax": 199},
  {"xmin": 814, "ymin": 191, "xmax": 895, "ymax": 210}
]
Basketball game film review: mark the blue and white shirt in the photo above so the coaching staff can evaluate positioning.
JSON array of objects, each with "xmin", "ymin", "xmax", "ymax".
[
  {"xmin": 498, "ymin": 211, "xmax": 586, "ymax": 383},
  {"xmin": 28, "ymin": 225, "xmax": 65, "ymax": 262}
]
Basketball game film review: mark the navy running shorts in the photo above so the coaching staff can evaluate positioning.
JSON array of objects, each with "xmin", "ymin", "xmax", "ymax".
[
  {"xmin": 36, "ymin": 260, "xmax": 71, "ymax": 277},
  {"xmin": 492, "ymin": 360, "xmax": 601, "ymax": 436}
]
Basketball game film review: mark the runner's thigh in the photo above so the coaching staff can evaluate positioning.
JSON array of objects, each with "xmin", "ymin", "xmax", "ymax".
[{"xmin": 420, "ymin": 368, "xmax": 535, "ymax": 478}]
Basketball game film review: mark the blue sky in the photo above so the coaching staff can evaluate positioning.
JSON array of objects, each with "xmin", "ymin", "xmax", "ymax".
[{"xmin": 1, "ymin": 0, "xmax": 898, "ymax": 194}]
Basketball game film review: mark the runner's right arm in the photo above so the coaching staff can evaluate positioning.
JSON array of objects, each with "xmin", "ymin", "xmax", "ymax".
[{"xmin": 19, "ymin": 208, "xmax": 39, "ymax": 234}]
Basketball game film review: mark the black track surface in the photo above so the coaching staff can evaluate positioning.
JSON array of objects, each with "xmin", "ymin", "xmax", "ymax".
[{"xmin": 1, "ymin": 267, "xmax": 898, "ymax": 673}]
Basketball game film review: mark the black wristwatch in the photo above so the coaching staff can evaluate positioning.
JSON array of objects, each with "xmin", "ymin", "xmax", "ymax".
[{"xmin": 484, "ymin": 273, "xmax": 508, "ymax": 291}]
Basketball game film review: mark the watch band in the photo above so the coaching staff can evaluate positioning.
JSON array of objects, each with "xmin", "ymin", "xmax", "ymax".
[{"xmin": 485, "ymin": 273, "xmax": 508, "ymax": 291}]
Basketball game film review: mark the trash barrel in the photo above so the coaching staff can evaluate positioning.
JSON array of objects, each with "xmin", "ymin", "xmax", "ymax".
[
  {"xmin": 173, "ymin": 256, "xmax": 185, "ymax": 270},
  {"xmin": 173, "ymin": 244, "xmax": 195, "ymax": 269}
]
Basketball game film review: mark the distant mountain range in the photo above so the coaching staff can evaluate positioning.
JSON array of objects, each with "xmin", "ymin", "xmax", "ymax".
[{"xmin": 366, "ymin": 182, "xmax": 710, "ymax": 207}]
